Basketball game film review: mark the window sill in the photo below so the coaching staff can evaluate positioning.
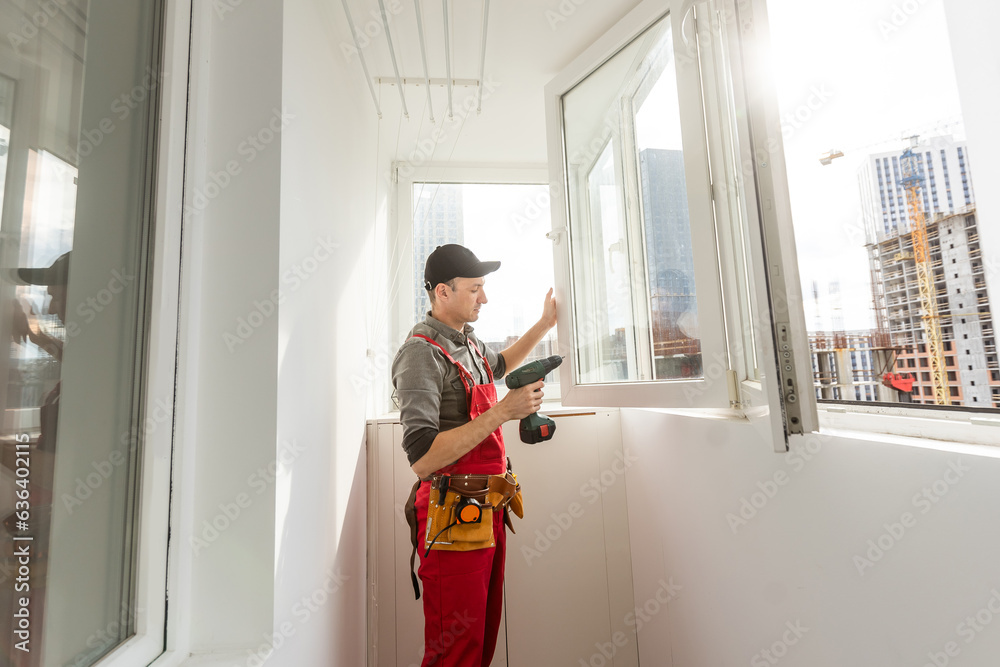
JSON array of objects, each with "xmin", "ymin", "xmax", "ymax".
[
  {"xmin": 815, "ymin": 424, "xmax": 1000, "ymax": 460},
  {"xmin": 816, "ymin": 402, "xmax": 1000, "ymax": 451},
  {"xmin": 621, "ymin": 406, "xmax": 751, "ymax": 421}
]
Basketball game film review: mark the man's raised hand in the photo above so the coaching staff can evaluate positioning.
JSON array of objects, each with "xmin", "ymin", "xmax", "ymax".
[{"xmin": 540, "ymin": 287, "xmax": 556, "ymax": 329}]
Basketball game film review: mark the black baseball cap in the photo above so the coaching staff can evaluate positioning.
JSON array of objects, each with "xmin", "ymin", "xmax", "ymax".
[
  {"xmin": 11, "ymin": 251, "xmax": 70, "ymax": 286},
  {"xmin": 423, "ymin": 244, "xmax": 500, "ymax": 290}
]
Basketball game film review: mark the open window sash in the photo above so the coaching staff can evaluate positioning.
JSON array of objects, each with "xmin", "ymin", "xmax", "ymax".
[{"xmin": 545, "ymin": 0, "xmax": 818, "ymax": 450}]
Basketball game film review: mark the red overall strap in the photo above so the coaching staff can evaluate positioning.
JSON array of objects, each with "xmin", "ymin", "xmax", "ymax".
[{"xmin": 410, "ymin": 334, "xmax": 475, "ymax": 396}]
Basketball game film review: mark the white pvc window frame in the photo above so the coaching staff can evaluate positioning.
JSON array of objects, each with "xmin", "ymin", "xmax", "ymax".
[
  {"xmin": 546, "ymin": 0, "xmax": 737, "ymax": 412},
  {"xmin": 390, "ymin": 164, "xmax": 563, "ymax": 405},
  {"xmin": 86, "ymin": 0, "xmax": 190, "ymax": 665}
]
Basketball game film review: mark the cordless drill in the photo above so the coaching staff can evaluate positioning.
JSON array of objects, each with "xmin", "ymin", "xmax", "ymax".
[{"xmin": 505, "ymin": 356, "xmax": 563, "ymax": 444}]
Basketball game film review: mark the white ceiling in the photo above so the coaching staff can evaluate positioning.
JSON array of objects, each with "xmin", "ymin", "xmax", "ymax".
[{"xmin": 334, "ymin": 0, "xmax": 641, "ymax": 165}]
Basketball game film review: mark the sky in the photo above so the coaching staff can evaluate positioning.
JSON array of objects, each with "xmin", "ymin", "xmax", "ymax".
[
  {"xmin": 765, "ymin": 0, "xmax": 966, "ymax": 331},
  {"xmin": 455, "ymin": 183, "xmax": 557, "ymax": 344}
]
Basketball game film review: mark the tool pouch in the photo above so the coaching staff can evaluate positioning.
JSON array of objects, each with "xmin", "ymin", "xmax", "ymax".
[
  {"xmin": 424, "ymin": 488, "xmax": 495, "ymax": 551},
  {"xmin": 503, "ymin": 459, "xmax": 524, "ymax": 521},
  {"xmin": 508, "ymin": 487, "xmax": 524, "ymax": 520}
]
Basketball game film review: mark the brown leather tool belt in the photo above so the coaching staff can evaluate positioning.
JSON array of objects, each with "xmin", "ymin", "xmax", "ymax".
[{"xmin": 420, "ymin": 471, "xmax": 520, "ymax": 509}]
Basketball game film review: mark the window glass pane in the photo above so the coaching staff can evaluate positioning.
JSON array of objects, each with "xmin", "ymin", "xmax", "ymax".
[
  {"xmin": 766, "ymin": 0, "xmax": 995, "ymax": 408},
  {"xmin": 561, "ymin": 13, "xmax": 703, "ymax": 384},
  {"xmin": 0, "ymin": 0, "xmax": 162, "ymax": 663},
  {"xmin": 411, "ymin": 183, "xmax": 559, "ymax": 392},
  {"xmin": 584, "ymin": 142, "xmax": 633, "ymax": 382},
  {"xmin": 633, "ymin": 42, "xmax": 701, "ymax": 380}
]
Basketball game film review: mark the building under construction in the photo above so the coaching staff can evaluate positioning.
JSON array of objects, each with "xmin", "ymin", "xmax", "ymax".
[
  {"xmin": 809, "ymin": 329, "xmax": 895, "ymax": 402},
  {"xmin": 858, "ymin": 136, "xmax": 1000, "ymax": 407}
]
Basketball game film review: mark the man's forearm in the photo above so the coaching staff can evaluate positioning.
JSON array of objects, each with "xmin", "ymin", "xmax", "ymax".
[
  {"xmin": 411, "ymin": 404, "xmax": 510, "ymax": 478},
  {"xmin": 500, "ymin": 320, "xmax": 549, "ymax": 371}
]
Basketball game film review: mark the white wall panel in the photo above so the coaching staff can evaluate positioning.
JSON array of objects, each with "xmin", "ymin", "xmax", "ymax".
[
  {"xmin": 623, "ymin": 407, "xmax": 1000, "ymax": 666},
  {"xmin": 272, "ymin": 0, "xmax": 383, "ymax": 664}
]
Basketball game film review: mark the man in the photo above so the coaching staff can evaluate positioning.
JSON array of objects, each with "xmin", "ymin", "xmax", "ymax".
[
  {"xmin": 392, "ymin": 243, "xmax": 556, "ymax": 666},
  {"xmin": 4, "ymin": 251, "xmax": 70, "ymax": 565},
  {"xmin": 10, "ymin": 251, "xmax": 69, "ymax": 364},
  {"xmin": 9, "ymin": 251, "xmax": 70, "ymax": 480}
]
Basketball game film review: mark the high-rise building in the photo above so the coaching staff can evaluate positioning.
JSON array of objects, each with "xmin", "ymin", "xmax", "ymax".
[
  {"xmin": 858, "ymin": 136, "xmax": 999, "ymax": 407},
  {"xmin": 412, "ymin": 184, "xmax": 464, "ymax": 323},
  {"xmin": 858, "ymin": 135, "xmax": 975, "ymax": 240}
]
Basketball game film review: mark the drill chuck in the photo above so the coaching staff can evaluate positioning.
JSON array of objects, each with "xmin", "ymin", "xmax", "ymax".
[{"xmin": 505, "ymin": 355, "xmax": 563, "ymax": 389}]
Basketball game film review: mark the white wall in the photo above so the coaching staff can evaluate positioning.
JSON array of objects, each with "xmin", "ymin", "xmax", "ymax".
[
  {"xmin": 272, "ymin": 0, "xmax": 386, "ymax": 665},
  {"xmin": 622, "ymin": 408, "xmax": 1000, "ymax": 666},
  {"xmin": 182, "ymin": 0, "xmax": 283, "ymax": 656},
  {"xmin": 166, "ymin": 0, "xmax": 389, "ymax": 663}
]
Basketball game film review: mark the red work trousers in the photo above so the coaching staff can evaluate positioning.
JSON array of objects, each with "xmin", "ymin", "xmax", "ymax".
[{"xmin": 414, "ymin": 479, "xmax": 507, "ymax": 667}]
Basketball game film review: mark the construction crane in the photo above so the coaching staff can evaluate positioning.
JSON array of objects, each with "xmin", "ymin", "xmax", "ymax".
[
  {"xmin": 898, "ymin": 135, "xmax": 949, "ymax": 404},
  {"xmin": 818, "ymin": 132, "xmax": 960, "ymax": 403}
]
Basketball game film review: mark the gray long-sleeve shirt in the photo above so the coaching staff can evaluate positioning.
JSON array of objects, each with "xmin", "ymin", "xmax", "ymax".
[{"xmin": 391, "ymin": 313, "xmax": 507, "ymax": 466}]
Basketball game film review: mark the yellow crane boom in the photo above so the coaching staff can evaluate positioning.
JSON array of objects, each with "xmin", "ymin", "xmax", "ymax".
[{"xmin": 899, "ymin": 136, "xmax": 948, "ymax": 404}]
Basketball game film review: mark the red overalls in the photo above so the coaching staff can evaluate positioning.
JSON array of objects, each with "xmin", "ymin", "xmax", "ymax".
[{"xmin": 411, "ymin": 334, "xmax": 507, "ymax": 667}]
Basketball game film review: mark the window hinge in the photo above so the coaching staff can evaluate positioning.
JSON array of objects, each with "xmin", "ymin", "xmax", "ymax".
[
  {"xmin": 727, "ymin": 369, "xmax": 741, "ymax": 408},
  {"xmin": 776, "ymin": 322, "xmax": 805, "ymax": 435}
]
